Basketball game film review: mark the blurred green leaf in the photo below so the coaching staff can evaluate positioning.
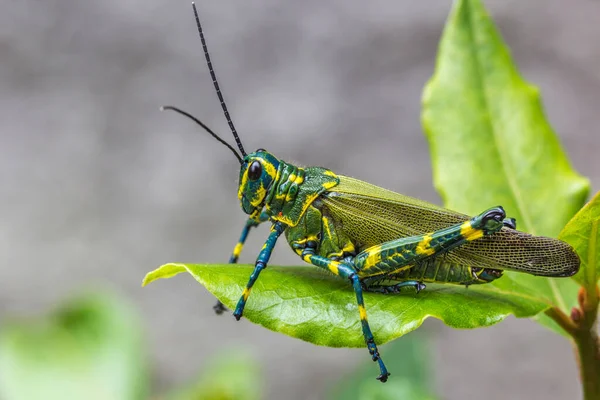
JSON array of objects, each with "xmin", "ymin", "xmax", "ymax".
[
  {"xmin": 144, "ymin": 263, "xmax": 548, "ymax": 347},
  {"xmin": 164, "ymin": 350, "xmax": 261, "ymax": 400},
  {"xmin": 560, "ymin": 192, "xmax": 600, "ymax": 290},
  {"xmin": 421, "ymin": 0, "xmax": 589, "ymax": 335},
  {"xmin": 0, "ymin": 293, "xmax": 148, "ymax": 400},
  {"xmin": 330, "ymin": 333, "xmax": 437, "ymax": 400}
]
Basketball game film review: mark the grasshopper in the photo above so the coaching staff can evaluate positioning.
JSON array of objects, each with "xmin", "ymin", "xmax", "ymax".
[{"xmin": 163, "ymin": 3, "xmax": 580, "ymax": 382}]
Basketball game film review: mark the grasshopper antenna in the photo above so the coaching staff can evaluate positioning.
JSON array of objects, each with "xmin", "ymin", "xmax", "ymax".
[
  {"xmin": 160, "ymin": 105, "xmax": 243, "ymax": 164},
  {"xmin": 192, "ymin": 2, "xmax": 247, "ymax": 157}
]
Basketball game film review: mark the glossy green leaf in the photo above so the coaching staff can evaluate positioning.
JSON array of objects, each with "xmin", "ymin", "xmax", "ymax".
[
  {"xmin": 0, "ymin": 294, "xmax": 148, "ymax": 400},
  {"xmin": 144, "ymin": 263, "xmax": 548, "ymax": 348},
  {"xmin": 560, "ymin": 192, "xmax": 600, "ymax": 290},
  {"xmin": 331, "ymin": 333, "xmax": 437, "ymax": 400},
  {"xmin": 421, "ymin": 0, "xmax": 589, "ymax": 335}
]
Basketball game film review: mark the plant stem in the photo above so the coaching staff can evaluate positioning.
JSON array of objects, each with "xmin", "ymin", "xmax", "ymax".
[
  {"xmin": 574, "ymin": 324, "xmax": 600, "ymax": 399},
  {"xmin": 546, "ymin": 284, "xmax": 600, "ymax": 400},
  {"xmin": 577, "ymin": 283, "xmax": 600, "ymax": 400}
]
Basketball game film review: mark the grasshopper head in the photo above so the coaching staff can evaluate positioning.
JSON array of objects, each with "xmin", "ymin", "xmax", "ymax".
[{"xmin": 238, "ymin": 149, "xmax": 280, "ymax": 215}]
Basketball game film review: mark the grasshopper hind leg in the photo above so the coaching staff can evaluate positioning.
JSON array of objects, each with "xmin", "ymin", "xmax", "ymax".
[{"xmin": 300, "ymin": 251, "xmax": 390, "ymax": 382}]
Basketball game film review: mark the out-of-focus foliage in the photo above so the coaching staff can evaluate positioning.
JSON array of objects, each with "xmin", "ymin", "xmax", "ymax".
[
  {"xmin": 330, "ymin": 333, "xmax": 437, "ymax": 400},
  {"xmin": 164, "ymin": 350, "xmax": 261, "ymax": 400},
  {"xmin": 0, "ymin": 293, "xmax": 148, "ymax": 400},
  {"xmin": 0, "ymin": 293, "xmax": 263, "ymax": 400}
]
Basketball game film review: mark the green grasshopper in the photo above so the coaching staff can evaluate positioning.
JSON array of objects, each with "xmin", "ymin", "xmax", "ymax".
[{"xmin": 163, "ymin": 3, "xmax": 580, "ymax": 382}]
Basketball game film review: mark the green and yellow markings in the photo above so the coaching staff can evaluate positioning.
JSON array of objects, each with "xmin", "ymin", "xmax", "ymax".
[
  {"xmin": 249, "ymin": 183, "xmax": 267, "ymax": 207},
  {"xmin": 415, "ymin": 235, "xmax": 435, "ymax": 256},
  {"xmin": 261, "ymin": 158, "xmax": 278, "ymax": 179},
  {"xmin": 302, "ymin": 254, "xmax": 340, "ymax": 276},
  {"xmin": 327, "ymin": 260, "xmax": 340, "ymax": 276},
  {"xmin": 460, "ymin": 221, "xmax": 484, "ymax": 241},
  {"xmin": 342, "ymin": 241, "xmax": 356, "ymax": 255},
  {"xmin": 362, "ymin": 245, "xmax": 383, "ymax": 270},
  {"xmin": 322, "ymin": 216, "xmax": 334, "ymax": 241},
  {"xmin": 237, "ymin": 169, "xmax": 249, "ymax": 200}
]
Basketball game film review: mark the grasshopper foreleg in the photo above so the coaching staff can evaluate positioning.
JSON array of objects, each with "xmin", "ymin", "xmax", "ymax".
[
  {"xmin": 214, "ymin": 212, "xmax": 269, "ymax": 314},
  {"xmin": 232, "ymin": 221, "xmax": 285, "ymax": 320}
]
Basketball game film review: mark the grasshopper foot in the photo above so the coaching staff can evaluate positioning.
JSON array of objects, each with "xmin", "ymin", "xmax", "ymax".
[
  {"xmin": 377, "ymin": 372, "xmax": 390, "ymax": 383},
  {"xmin": 503, "ymin": 217, "xmax": 517, "ymax": 229},
  {"xmin": 213, "ymin": 301, "xmax": 228, "ymax": 315}
]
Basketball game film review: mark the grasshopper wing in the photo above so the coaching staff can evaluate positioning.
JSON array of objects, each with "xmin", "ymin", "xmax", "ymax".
[{"xmin": 320, "ymin": 176, "xmax": 579, "ymax": 277}]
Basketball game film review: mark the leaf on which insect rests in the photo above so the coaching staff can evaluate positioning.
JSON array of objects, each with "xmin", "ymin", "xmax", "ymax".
[
  {"xmin": 143, "ymin": 263, "xmax": 548, "ymax": 348},
  {"xmin": 421, "ymin": 0, "xmax": 590, "ymax": 336}
]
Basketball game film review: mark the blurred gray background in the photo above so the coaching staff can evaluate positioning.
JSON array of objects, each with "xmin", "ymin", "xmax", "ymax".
[{"xmin": 2, "ymin": 0, "xmax": 599, "ymax": 399}]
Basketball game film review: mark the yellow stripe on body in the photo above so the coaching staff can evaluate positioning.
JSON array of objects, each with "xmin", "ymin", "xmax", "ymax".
[
  {"xmin": 237, "ymin": 169, "xmax": 248, "ymax": 200},
  {"xmin": 251, "ymin": 183, "xmax": 267, "ymax": 207},
  {"xmin": 343, "ymin": 242, "xmax": 356, "ymax": 254},
  {"xmin": 323, "ymin": 216, "xmax": 334, "ymax": 240},
  {"xmin": 263, "ymin": 162, "xmax": 277, "ymax": 179},
  {"xmin": 358, "ymin": 264, "xmax": 412, "ymax": 279},
  {"xmin": 361, "ymin": 245, "xmax": 382, "ymax": 270},
  {"xmin": 460, "ymin": 221, "xmax": 484, "ymax": 241},
  {"xmin": 284, "ymin": 173, "xmax": 298, "ymax": 202},
  {"xmin": 415, "ymin": 235, "xmax": 435, "ymax": 256},
  {"xmin": 389, "ymin": 265, "xmax": 413, "ymax": 275}
]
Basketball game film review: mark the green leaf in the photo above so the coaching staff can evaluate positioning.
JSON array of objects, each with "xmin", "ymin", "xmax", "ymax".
[
  {"xmin": 0, "ymin": 293, "xmax": 148, "ymax": 400},
  {"xmin": 164, "ymin": 350, "xmax": 261, "ymax": 400},
  {"xmin": 422, "ymin": 0, "xmax": 589, "ymax": 234},
  {"xmin": 144, "ymin": 263, "xmax": 548, "ymax": 348},
  {"xmin": 330, "ymin": 333, "xmax": 437, "ymax": 400},
  {"xmin": 560, "ymin": 192, "xmax": 600, "ymax": 290},
  {"xmin": 421, "ymin": 0, "xmax": 589, "ymax": 334}
]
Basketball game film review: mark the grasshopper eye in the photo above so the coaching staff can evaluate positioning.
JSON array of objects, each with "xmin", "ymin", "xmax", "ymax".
[{"xmin": 248, "ymin": 161, "xmax": 262, "ymax": 181}]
